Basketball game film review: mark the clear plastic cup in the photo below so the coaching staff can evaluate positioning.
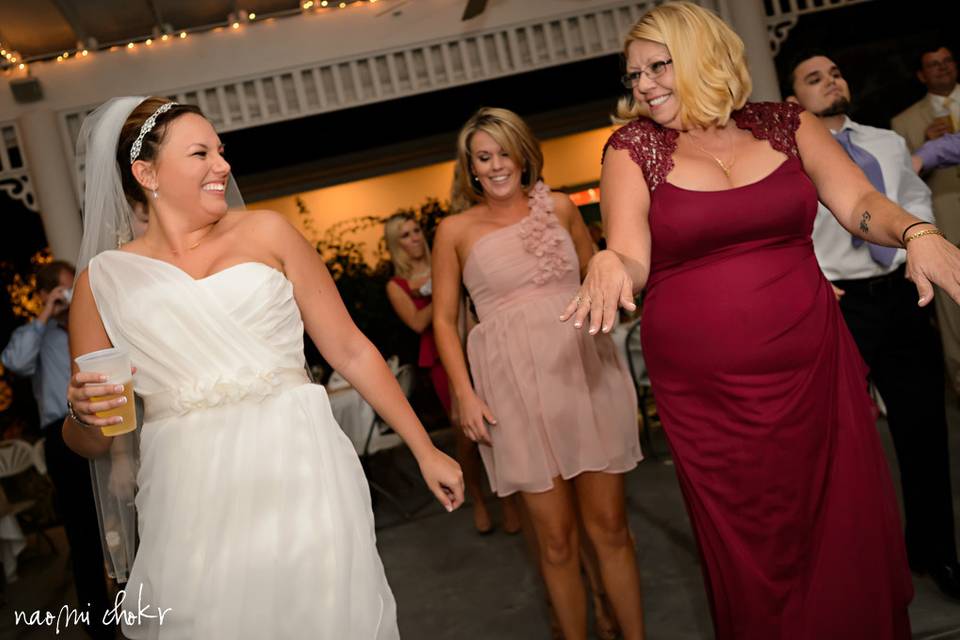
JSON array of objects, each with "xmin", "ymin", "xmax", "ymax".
[{"xmin": 75, "ymin": 348, "xmax": 136, "ymax": 436}]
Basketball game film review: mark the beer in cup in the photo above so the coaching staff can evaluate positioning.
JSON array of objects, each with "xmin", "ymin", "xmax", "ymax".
[{"xmin": 75, "ymin": 348, "xmax": 136, "ymax": 436}]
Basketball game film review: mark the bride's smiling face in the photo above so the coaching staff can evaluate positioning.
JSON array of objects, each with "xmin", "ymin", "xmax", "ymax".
[{"xmin": 148, "ymin": 114, "xmax": 231, "ymax": 220}]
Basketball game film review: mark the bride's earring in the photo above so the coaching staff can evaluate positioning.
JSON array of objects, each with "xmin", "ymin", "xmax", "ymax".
[{"xmin": 152, "ymin": 189, "xmax": 159, "ymax": 199}]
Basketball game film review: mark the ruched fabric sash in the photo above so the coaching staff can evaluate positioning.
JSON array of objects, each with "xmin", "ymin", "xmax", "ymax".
[{"xmin": 143, "ymin": 367, "xmax": 310, "ymax": 421}]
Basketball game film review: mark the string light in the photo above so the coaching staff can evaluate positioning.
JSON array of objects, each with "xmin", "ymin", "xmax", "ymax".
[{"xmin": 1, "ymin": 1, "xmax": 373, "ymax": 71}]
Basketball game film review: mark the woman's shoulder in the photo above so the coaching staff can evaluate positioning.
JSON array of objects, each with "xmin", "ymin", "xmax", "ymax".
[
  {"xmin": 603, "ymin": 116, "xmax": 676, "ymax": 162},
  {"xmin": 734, "ymin": 101, "xmax": 804, "ymax": 131},
  {"xmin": 734, "ymin": 102, "xmax": 804, "ymax": 157},
  {"xmin": 436, "ymin": 206, "xmax": 485, "ymax": 237},
  {"xmin": 606, "ymin": 116, "xmax": 662, "ymax": 146}
]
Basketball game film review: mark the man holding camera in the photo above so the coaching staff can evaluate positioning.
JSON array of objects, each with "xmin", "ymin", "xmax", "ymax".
[{"xmin": 2, "ymin": 260, "xmax": 112, "ymax": 639}]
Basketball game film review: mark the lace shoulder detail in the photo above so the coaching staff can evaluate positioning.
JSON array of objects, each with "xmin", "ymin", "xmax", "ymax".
[
  {"xmin": 602, "ymin": 118, "xmax": 679, "ymax": 192},
  {"xmin": 518, "ymin": 182, "xmax": 574, "ymax": 285},
  {"xmin": 732, "ymin": 102, "xmax": 804, "ymax": 159}
]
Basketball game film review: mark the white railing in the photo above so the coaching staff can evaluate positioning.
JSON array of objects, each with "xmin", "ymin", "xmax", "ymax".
[
  {"xmin": 0, "ymin": 120, "xmax": 36, "ymax": 212},
  {"xmin": 60, "ymin": 0, "xmax": 665, "ymax": 144},
  {"xmin": 63, "ymin": 0, "xmax": 698, "ymax": 197},
  {"xmin": 765, "ymin": 0, "xmax": 873, "ymax": 54}
]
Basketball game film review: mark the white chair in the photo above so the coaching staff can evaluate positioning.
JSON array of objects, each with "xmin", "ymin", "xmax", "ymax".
[
  {"xmin": 0, "ymin": 440, "xmax": 36, "ymax": 518},
  {"xmin": 619, "ymin": 319, "xmax": 664, "ymax": 460},
  {"xmin": 31, "ymin": 438, "xmax": 46, "ymax": 476},
  {"xmin": 363, "ymin": 364, "xmax": 413, "ymax": 456},
  {"xmin": 0, "ymin": 439, "xmax": 57, "ymax": 556},
  {"xmin": 360, "ymin": 364, "xmax": 426, "ymax": 518}
]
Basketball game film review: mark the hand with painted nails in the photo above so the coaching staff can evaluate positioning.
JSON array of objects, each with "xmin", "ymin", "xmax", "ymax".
[
  {"xmin": 66, "ymin": 368, "xmax": 133, "ymax": 429},
  {"xmin": 559, "ymin": 250, "xmax": 637, "ymax": 335}
]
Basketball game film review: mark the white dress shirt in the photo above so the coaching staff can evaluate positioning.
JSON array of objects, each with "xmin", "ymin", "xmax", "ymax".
[
  {"xmin": 928, "ymin": 85, "xmax": 960, "ymax": 131},
  {"xmin": 813, "ymin": 117, "xmax": 934, "ymax": 281}
]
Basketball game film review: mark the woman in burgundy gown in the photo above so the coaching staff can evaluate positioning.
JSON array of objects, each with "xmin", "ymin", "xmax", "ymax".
[{"xmin": 564, "ymin": 3, "xmax": 960, "ymax": 638}]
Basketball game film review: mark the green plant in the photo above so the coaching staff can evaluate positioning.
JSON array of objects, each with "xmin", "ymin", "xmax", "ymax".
[{"xmin": 307, "ymin": 199, "xmax": 453, "ymax": 365}]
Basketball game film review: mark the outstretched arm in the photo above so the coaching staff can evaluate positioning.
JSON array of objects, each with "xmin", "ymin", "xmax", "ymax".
[
  {"xmin": 255, "ymin": 211, "xmax": 463, "ymax": 510},
  {"xmin": 561, "ymin": 148, "xmax": 648, "ymax": 334},
  {"xmin": 798, "ymin": 111, "xmax": 960, "ymax": 306},
  {"xmin": 913, "ymin": 131, "xmax": 960, "ymax": 172}
]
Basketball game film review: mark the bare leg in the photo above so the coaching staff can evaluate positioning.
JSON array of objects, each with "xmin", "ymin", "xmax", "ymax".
[
  {"xmin": 455, "ymin": 427, "xmax": 491, "ymax": 533},
  {"xmin": 578, "ymin": 523, "xmax": 621, "ymax": 640},
  {"xmin": 501, "ymin": 493, "xmax": 522, "ymax": 534},
  {"xmin": 522, "ymin": 478, "xmax": 587, "ymax": 640},
  {"xmin": 574, "ymin": 471, "xmax": 645, "ymax": 640}
]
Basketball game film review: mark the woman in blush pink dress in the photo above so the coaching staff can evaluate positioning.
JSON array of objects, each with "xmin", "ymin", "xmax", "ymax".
[
  {"xmin": 384, "ymin": 213, "xmax": 520, "ymax": 535},
  {"xmin": 432, "ymin": 107, "xmax": 645, "ymax": 640}
]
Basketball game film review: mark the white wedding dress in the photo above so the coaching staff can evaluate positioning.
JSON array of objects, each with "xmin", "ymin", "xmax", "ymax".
[{"xmin": 88, "ymin": 250, "xmax": 399, "ymax": 639}]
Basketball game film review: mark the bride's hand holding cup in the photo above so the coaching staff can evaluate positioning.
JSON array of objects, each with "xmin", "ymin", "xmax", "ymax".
[
  {"xmin": 70, "ymin": 348, "xmax": 137, "ymax": 436},
  {"xmin": 560, "ymin": 249, "xmax": 636, "ymax": 335}
]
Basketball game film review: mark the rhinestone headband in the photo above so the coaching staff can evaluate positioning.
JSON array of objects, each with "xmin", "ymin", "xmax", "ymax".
[{"xmin": 129, "ymin": 102, "xmax": 178, "ymax": 164}]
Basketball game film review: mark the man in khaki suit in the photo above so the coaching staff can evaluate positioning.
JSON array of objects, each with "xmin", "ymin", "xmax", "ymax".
[{"xmin": 892, "ymin": 44, "xmax": 960, "ymax": 394}]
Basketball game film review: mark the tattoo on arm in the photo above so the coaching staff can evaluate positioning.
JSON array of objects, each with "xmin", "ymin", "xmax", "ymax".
[{"xmin": 859, "ymin": 211, "xmax": 871, "ymax": 234}]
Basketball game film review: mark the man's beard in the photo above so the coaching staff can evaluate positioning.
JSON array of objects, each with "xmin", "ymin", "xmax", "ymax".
[{"xmin": 817, "ymin": 96, "xmax": 850, "ymax": 118}]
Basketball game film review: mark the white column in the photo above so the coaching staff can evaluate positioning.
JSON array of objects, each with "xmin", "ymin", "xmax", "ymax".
[
  {"xmin": 18, "ymin": 109, "xmax": 82, "ymax": 263},
  {"xmin": 719, "ymin": 0, "xmax": 781, "ymax": 102}
]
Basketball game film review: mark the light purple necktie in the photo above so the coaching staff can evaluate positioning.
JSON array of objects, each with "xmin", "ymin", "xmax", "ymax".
[{"xmin": 833, "ymin": 129, "xmax": 897, "ymax": 267}]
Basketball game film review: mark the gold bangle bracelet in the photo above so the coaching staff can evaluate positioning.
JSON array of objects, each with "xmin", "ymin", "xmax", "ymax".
[{"xmin": 904, "ymin": 228, "xmax": 944, "ymax": 246}]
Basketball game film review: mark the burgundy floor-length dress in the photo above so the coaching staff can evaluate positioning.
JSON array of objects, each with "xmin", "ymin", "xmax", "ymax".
[{"xmin": 605, "ymin": 102, "xmax": 913, "ymax": 638}]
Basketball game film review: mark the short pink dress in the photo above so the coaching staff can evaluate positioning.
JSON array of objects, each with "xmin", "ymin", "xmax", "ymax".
[{"xmin": 463, "ymin": 182, "xmax": 642, "ymax": 496}]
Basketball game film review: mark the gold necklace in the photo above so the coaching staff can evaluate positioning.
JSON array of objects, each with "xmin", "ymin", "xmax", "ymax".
[
  {"xmin": 187, "ymin": 225, "xmax": 216, "ymax": 250},
  {"xmin": 685, "ymin": 129, "xmax": 736, "ymax": 177}
]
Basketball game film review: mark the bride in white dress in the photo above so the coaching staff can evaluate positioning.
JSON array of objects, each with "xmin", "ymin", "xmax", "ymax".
[{"xmin": 63, "ymin": 97, "xmax": 464, "ymax": 639}]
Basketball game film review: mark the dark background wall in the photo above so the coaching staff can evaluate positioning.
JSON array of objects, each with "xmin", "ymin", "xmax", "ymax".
[{"xmin": 773, "ymin": 0, "xmax": 958, "ymax": 128}]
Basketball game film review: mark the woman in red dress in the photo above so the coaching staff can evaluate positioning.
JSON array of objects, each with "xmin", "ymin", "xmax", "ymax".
[
  {"xmin": 564, "ymin": 2, "xmax": 960, "ymax": 638},
  {"xmin": 384, "ymin": 213, "xmax": 519, "ymax": 535}
]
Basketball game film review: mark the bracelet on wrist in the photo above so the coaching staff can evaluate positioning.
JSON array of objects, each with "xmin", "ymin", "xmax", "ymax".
[
  {"xmin": 901, "ymin": 221, "xmax": 931, "ymax": 244},
  {"xmin": 904, "ymin": 228, "xmax": 944, "ymax": 246},
  {"xmin": 67, "ymin": 400, "xmax": 94, "ymax": 427}
]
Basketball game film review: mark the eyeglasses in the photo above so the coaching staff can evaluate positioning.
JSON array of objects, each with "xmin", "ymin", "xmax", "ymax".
[
  {"xmin": 924, "ymin": 57, "xmax": 955, "ymax": 70},
  {"xmin": 620, "ymin": 59, "xmax": 672, "ymax": 89}
]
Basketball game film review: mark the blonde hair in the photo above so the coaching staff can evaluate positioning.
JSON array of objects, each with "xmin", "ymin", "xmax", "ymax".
[
  {"xmin": 383, "ymin": 212, "xmax": 430, "ymax": 279},
  {"xmin": 615, "ymin": 1, "xmax": 752, "ymax": 128},
  {"xmin": 450, "ymin": 107, "xmax": 544, "ymax": 213}
]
